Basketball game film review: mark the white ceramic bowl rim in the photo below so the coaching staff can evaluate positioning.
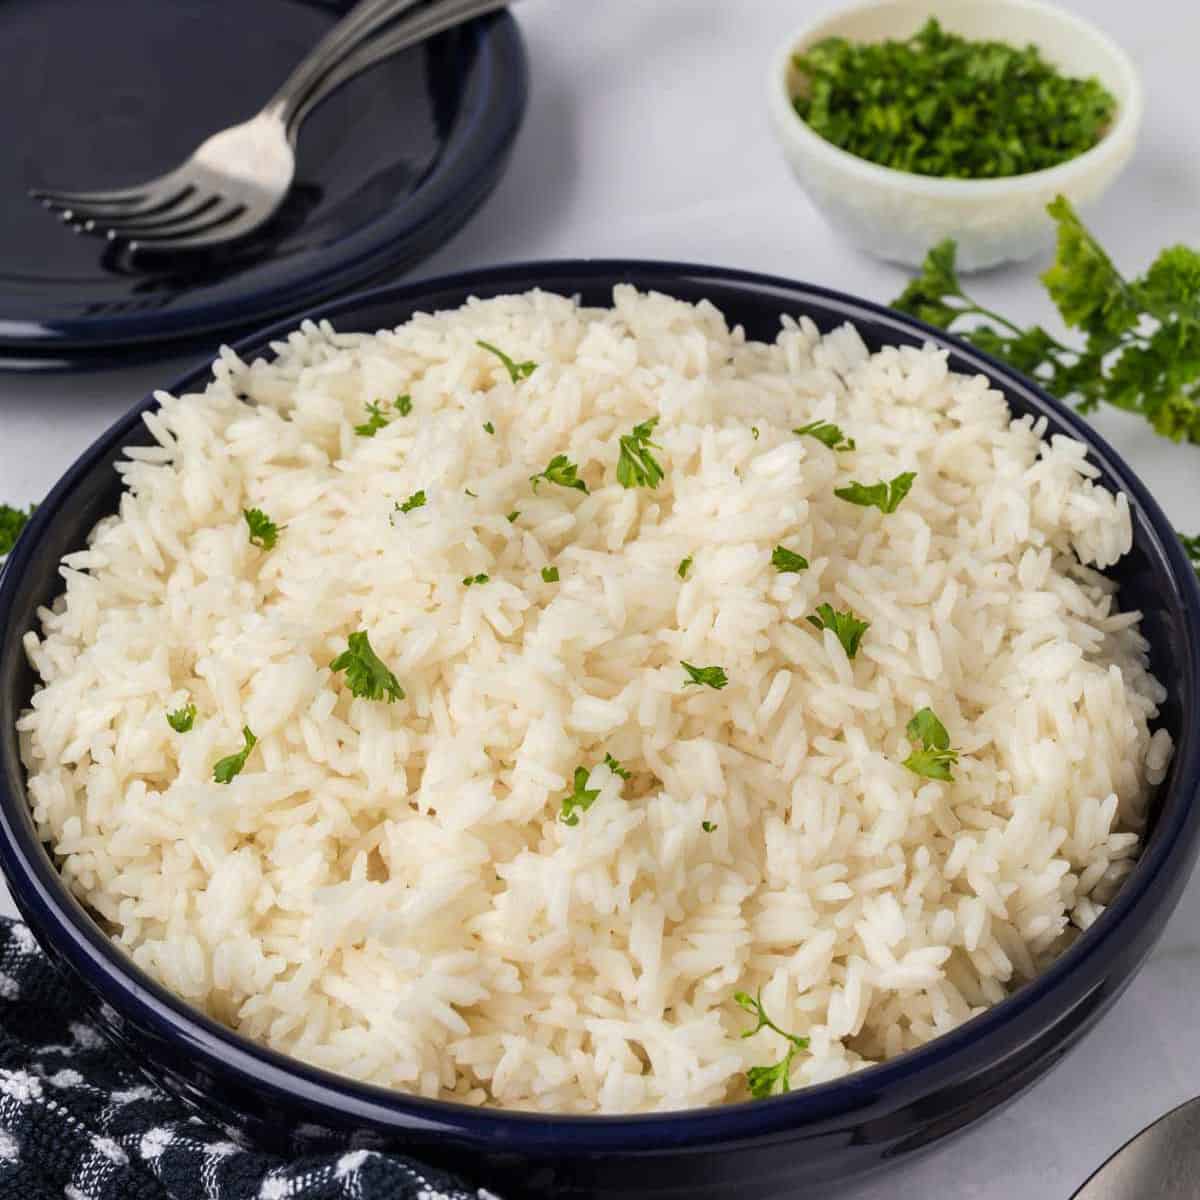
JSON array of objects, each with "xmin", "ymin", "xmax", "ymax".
[{"xmin": 769, "ymin": 0, "xmax": 1144, "ymax": 196}]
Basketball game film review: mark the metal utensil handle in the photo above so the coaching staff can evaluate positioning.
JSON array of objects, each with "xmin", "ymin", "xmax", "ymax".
[
  {"xmin": 265, "ymin": 0, "xmax": 427, "ymax": 127},
  {"xmin": 285, "ymin": 0, "xmax": 511, "ymax": 136}
]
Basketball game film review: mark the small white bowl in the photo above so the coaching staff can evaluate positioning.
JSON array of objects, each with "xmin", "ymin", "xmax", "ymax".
[{"xmin": 767, "ymin": 0, "xmax": 1143, "ymax": 271}]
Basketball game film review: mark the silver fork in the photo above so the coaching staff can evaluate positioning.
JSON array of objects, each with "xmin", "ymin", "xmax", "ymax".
[{"xmin": 31, "ymin": 0, "xmax": 509, "ymax": 254}]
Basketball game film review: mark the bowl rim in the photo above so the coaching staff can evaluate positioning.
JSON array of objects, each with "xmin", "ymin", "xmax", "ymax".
[
  {"xmin": 1, "ymin": 258, "xmax": 1198, "ymax": 1154},
  {"xmin": 767, "ymin": 0, "xmax": 1144, "ymax": 196}
]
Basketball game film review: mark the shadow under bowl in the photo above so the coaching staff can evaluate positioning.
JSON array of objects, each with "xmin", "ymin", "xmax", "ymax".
[{"xmin": 0, "ymin": 261, "xmax": 1198, "ymax": 1200}]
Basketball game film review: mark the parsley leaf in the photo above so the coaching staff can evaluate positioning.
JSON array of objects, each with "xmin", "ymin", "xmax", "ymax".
[
  {"xmin": 603, "ymin": 752, "xmax": 630, "ymax": 780},
  {"xmin": 835, "ymin": 472, "xmax": 916, "ymax": 514},
  {"xmin": 701, "ymin": 820, "xmax": 718, "ymax": 833},
  {"xmin": 560, "ymin": 765, "xmax": 601, "ymax": 826},
  {"xmin": 462, "ymin": 573, "xmax": 489, "ymax": 587},
  {"xmin": 396, "ymin": 393, "xmax": 412, "ymax": 417},
  {"xmin": 902, "ymin": 706, "xmax": 960, "ymax": 781},
  {"xmin": 243, "ymin": 507, "xmax": 283, "ymax": 551},
  {"xmin": 771, "ymin": 546, "xmax": 809, "ymax": 573},
  {"xmin": 483, "ymin": 421, "xmax": 495, "ymax": 435},
  {"xmin": 395, "ymin": 490, "xmax": 426, "ymax": 515},
  {"xmin": 1181, "ymin": 532, "xmax": 1200, "ymax": 579},
  {"xmin": 734, "ymin": 990, "xmax": 809, "ymax": 1098},
  {"xmin": 165, "ymin": 704, "xmax": 196, "ymax": 733},
  {"xmin": 213, "ymin": 726, "xmax": 257, "ymax": 785},
  {"xmin": 807, "ymin": 603, "xmax": 870, "ymax": 659},
  {"xmin": 506, "ymin": 510, "xmax": 520, "ymax": 523},
  {"xmin": 681, "ymin": 661, "xmax": 729, "ymax": 690},
  {"xmin": 541, "ymin": 565, "xmax": 560, "ymax": 583},
  {"xmin": 477, "ymin": 339, "xmax": 537, "ymax": 383},
  {"xmin": 892, "ymin": 200, "xmax": 1200, "ymax": 445},
  {"xmin": 355, "ymin": 400, "xmax": 392, "ymax": 438},
  {"xmin": 616, "ymin": 417, "xmax": 665, "ymax": 489},
  {"xmin": 0, "ymin": 502, "xmax": 35, "ymax": 556},
  {"xmin": 530, "ymin": 454, "xmax": 589, "ymax": 494},
  {"xmin": 677, "ymin": 556, "xmax": 693, "ymax": 579},
  {"xmin": 793, "ymin": 420, "xmax": 856, "ymax": 452},
  {"xmin": 751, "ymin": 426, "xmax": 760, "ymax": 440},
  {"xmin": 330, "ymin": 631, "xmax": 404, "ymax": 703}
]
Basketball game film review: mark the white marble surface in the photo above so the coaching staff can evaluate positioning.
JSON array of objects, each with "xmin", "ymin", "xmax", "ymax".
[{"xmin": 1, "ymin": 1, "xmax": 1198, "ymax": 1195}]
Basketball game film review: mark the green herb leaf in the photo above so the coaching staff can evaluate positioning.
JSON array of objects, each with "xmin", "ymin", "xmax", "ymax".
[
  {"xmin": 603, "ymin": 752, "xmax": 630, "ymax": 780},
  {"xmin": 530, "ymin": 454, "xmax": 589, "ymax": 494},
  {"xmin": 902, "ymin": 706, "xmax": 960, "ymax": 781},
  {"xmin": 506, "ymin": 510, "xmax": 520, "ymax": 523},
  {"xmin": 751, "ymin": 426, "xmax": 760, "ymax": 440},
  {"xmin": 395, "ymin": 490, "xmax": 426, "ymax": 515},
  {"xmin": 213, "ymin": 726, "xmax": 257, "ymax": 785},
  {"xmin": 462, "ymin": 573, "xmax": 489, "ymax": 587},
  {"xmin": 477, "ymin": 339, "xmax": 537, "ymax": 383},
  {"xmin": 354, "ymin": 400, "xmax": 392, "ymax": 438},
  {"xmin": 793, "ymin": 420, "xmax": 856, "ymax": 452},
  {"xmin": 0, "ymin": 502, "xmax": 35, "ymax": 556},
  {"xmin": 677, "ymin": 555, "xmax": 693, "ymax": 580},
  {"xmin": 771, "ymin": 546, "xmax": 809, "ymax": 574},
  {"xmin": 330, "ymin": 631, "xmax": 404, "ymax": 703},
  {"xmin": 701, "ymin": 820, "xmax": 717, "ymax": 833},
  {"xmin": 483, "ymin": 421, "xmax": 495, "ymax": 435},
  {"xmin": 734, "ymin": 990, "xmax": 809, "ymax": 1098},
  {"xmin": 791, "ymin": 18, "xmax": 1115, "ymax": 179},
  {"xmin": 616, "ymin": 417, "xmax": 665, "ymax": 489},
  {"xmin": 165, "ymin": 703, "xmax": 196, "ymax": 733},
  {"xmin": 807, "ymin": 603, "xmax": 870, "ymax": 659},
  {"xmin": 835, "ymin": 472, "xmax": 916, "ymax": 514},
  {"xmin": 560, "ymin": 765, "xmax": 601, "ymax": 826},
  {"xmin": 465, "ymin": 489, "xmax": 478, "ymax": 498},
  {"xmin": 541, "ymin": 565, "xmax": 560, "ymax": 583},
  {"xmin": 243, "ymin": 507, "xmax": 283, "ymax": 551},
  {"xmin": 681, "ymin": 661, "xmax": 729, "ymax": 690}
]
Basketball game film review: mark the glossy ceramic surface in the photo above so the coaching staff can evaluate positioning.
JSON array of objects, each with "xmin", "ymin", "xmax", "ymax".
[
  {"xmin": 0, "ymin": 0, "xmax": 526, "ymax": 366},
  {"xmin": 1, "ymin": 262, "xmax": 1198, "ymax": 1200}
]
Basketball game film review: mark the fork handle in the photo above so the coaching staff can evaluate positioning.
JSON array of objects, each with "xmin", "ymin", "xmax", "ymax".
[{"xmin": 282, "ymin": 0, "xmax": 511, "ymax": 136}]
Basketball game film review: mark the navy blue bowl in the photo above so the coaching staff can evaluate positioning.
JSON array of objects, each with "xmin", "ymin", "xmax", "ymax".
[{"xmin": 1, "ymin": 262, "xmax": 1198, "ymax": 1200}]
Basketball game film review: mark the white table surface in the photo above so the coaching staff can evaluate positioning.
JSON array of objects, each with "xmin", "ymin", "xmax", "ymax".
[{"xmin": 2, "ymin": 1, "xmax": 1198, "ymax": 1195}]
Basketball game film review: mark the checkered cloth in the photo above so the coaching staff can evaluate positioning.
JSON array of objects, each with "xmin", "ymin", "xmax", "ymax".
[{"xmin": 0, "ymin": 918, "xmax": 498, "ymax": 1200}]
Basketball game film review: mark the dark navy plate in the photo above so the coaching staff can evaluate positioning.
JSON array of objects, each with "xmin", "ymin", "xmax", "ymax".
[
  {"xmin": 1, "ymin": 262, "xmax": 1199, "ymax": 1199},
  {"xmin": 0, "ymin": 0, "xmax": 526, "ymax": 367}
]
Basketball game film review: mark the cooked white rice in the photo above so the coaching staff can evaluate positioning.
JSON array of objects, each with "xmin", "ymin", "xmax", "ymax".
[{"xmin": 18, "ymin": 287, "xmax": 1172, "ymax": 1114}]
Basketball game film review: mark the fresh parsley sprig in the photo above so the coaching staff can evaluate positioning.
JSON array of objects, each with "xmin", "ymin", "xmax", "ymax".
[
  {"xmin": 477, "ymin": 340, "xmax": 537, "ymax": 383},
  {"xmin": 560, "ymin": 766, "xmax": 600, "ymax": 826},
  {"xmin": 771, "ymin": 546, "xmax": 809, "ymax": 573},
  {"xmin": 681, "ymin": 661, "xmax": 729, "ymax": 690},
  {"xmin": 530, "ymin": 454, "xmax": 589, "ymax": 494},
  {"xmin": 794, "ymin": 420, "xmax": 855, "ymax": 452},
  {"xmin": 330, "ymin": 631, "xmax": 404, "ymax": 703},
  {"xmin": 735, "ymin": 990, "xmax": 810, "ymax": 1098},
  {"xmin": 355, "ymin": 394, "xmax": 410, "ymax": 437},
  {"xmin": 395, "ymin": 490, "xmax": 426, "ymax": 515},
  {"xmin": 836, "ymin": 472, "xmax": 916, "ymax": 514},
  {"xmin": 902, "ymin": 707, "xmax": 960, "ymax": 781},
  {"xmin": 213, "ymin": 726, "xmax": 256, "ymax": 785},
  {"xmin": 603, "ymin": 752, "xmax": 630, "ymax": 780},
  {"xmin": 243, "ymin": 507, "xmax": 283, "ymax": 551},
  {"xmin": 807, "ymin": 604, "xmax": 870, "ymax": 659},
  {"xmin": 893, "ymin": 197, "xmax": 1200, "ymax": 446},
  {"xmin": 165, "ymin": 704, "xmax": 196, "ymax": 733},
  {"xmin": 616, "ymin": 417, "xmax": 665, "ymax": 489}
]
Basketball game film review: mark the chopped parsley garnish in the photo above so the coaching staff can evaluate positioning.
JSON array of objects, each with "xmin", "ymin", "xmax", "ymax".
[
  {"xmin": 506, "ymin": 510, "xmax": 520, "ymax": 523},
  {"xmin": 483, "ymin": 421, "xmax": 495, "ymax": 435},
  {"xmin": 396, "ymin": 393, "xmax": 412, "ymax": 417},
  {"xmin": 530, "ymin": 454, "xmax": 589, "ymax": 494},
  {"xmin": 902, "ymin": 707, "xmax": 960, "ymax": 781},
  {"xmin": 213, "ymin": 726, "xmax": 257, "ymax": 785},
  {"xmin": 243, "ymin": 507, "xmax": 282, "ymax": 551},
  {"xmin": 791, "ymin": 18, "xmax": 1116, "ymax": 179},
  {"xmin": 465, "ymin": 488, "xmax": 478, "ymax": 498},
  {"xmin": 477, "ymin": 339, "xmax": 537, "ymax": 383},
  {"xmin": 560, "ymin": 765, "xmax": 601, "ymax": 826},
  {"xmin": 395, "ymin": 490, "xmax": 426, "ymax": 515},
  {"xmin": 354, "ymin": 401, "xmax": 389, "ymax": 438},
  {"xmin": 462, "ymin": 573, "xmax": 489, "ymax": 587},
  {"xmin": 735, "ymin": 990, "xmax": 810, "ymax": 1098},
  {"xmin": 893, "ymin": 198, "xmax": 1200, "ymax": 445},
  {"xmin": 702, "ymin": 820, "xmax": 718, "ymax": 833},
  {"xmin": 681, "ymin": 661, "xmax": 729, "ymax": 690},
  {"xmin": 616, "ymin": 417, "xmax": 665, "ymax": 489},
  {"xmin": 0, "ymin": 503, "xmax": 35, "ymax": 556},
  {"xmin": 1181, "ymin": 532, "xmax": 1200, "ymax": 579},
  {"xmin": 835, "ymin": 472, "xmax": 916, "ymax": 514},
  {"xmin": 165, "ymin": 704, "xmax": 196, "ymax": 733},
  {"xmin": 771, "ymin": 546, "xmax": 809, "ymax": 574},
  {"xmin": 751, "ymin": 426, "xmax": 760, "ymax": 440},
  {"xmin": 330, "ymin": 631, "xmax": 404, "ymax": 703},
  {"xmin": 677, "ymin": 556, "xmax": 693, "ymax": 580},
  {"xmin": 807, "ymin": 604, "xmax": 870, "ymax": 659},
  {"xmin": 794, "ymin": 420, "xmax": 855, "ymax": 452},
  {"xmin": 603, "ymin": 752, "xmax": 630, "ymax": 780},
  {"xmin": 541, "ymin": 565, "xmax": 560, "ymax": 583}
]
